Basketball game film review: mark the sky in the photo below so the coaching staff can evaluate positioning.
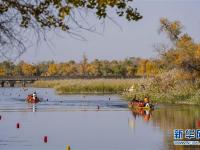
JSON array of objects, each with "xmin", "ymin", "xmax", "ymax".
[{"xmin": 18, "ymin": 0, "xmax": 200, "ymax": 63}]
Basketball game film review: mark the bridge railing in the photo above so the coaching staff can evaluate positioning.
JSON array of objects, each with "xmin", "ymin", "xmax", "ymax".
[{"xmin": 0, "ymin": 75, "xmax": 140, "ymax": 81}]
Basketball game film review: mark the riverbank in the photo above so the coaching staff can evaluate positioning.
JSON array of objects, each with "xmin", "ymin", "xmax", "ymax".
[
  {"xmin": 33, "ymin": 79, "xmax": 136, "ymax": 94},
  {"xmin": 33, "ymin": 76, "xmax": 200, "ymax": 105},
  {"xmin": 122, "ymin": 71, "xmax": 200, "ymax": 105}
]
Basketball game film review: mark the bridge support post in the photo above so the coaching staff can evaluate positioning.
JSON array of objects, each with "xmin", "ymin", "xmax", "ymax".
[
  {"xmin": 9, "ymin": 81, "xmax": 15, "ymax": 87},
  {"xmin": 0, "ymin": 81, "xmax": 5, "ymax": 87},
  {"xmin": 22, "ymin": 81, "xmax": 26, "ymax": 87}
]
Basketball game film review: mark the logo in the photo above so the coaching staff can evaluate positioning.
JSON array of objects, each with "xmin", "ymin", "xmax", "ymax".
[{"xmin": 173, "ymin": 129, "xmax": 200, "ymax": 145}]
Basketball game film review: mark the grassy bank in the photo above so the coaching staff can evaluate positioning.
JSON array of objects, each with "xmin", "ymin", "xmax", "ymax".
[
  {"xmin": 33, "ymin": 75, "xmax": 200, "ymax": 104},
  {"xmin": 33, "ymin": 79, "xmax": 136, "ymax": 94},
  {"xmin": 122, "ymin": 70, "xmax": 200, "ymax": 105}
]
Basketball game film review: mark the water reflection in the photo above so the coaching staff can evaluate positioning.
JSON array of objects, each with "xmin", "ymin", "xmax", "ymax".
[
  {"xmin": 27, "ymin": 104, "xmax": 37, "ymax": 112},
  {"xmin": 150, "ymin": 105, "xmax": 200, "ymax": 150},
  {"xmin": 127, "ymin": 104, "xmax": 200, "ymax": 150},
  {"xmin": 128, "ymin": 108, "xmax": 153, "ymax": 133},
  {"xmin": 131, "ymin": 108, "xmax": 152, "ymax": 122},
  {"xmin": 0, "ymin": 88, "xmax": 200, "ymax": 150}
]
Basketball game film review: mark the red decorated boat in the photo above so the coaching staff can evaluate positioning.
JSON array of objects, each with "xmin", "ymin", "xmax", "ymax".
[
  {"xmin": 26, "ymin": 95, "xmax": 39, "ymax": 103},
  {"xmin": 128, "ymin": 100, "xmax": 153, "ymax": 109}
]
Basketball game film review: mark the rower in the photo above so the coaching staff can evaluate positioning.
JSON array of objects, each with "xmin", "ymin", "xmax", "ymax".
[
  {"xmin": 144, "ymin": 96, "xmax": 150, "ymax": 107},
  {"xmin": 33, "ymin": 92, "xmax": 37, "ymax": 100}
]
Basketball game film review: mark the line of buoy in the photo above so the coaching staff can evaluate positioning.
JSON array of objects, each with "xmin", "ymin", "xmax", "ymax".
[{"xmin": 0, "ymin": 114, "xmax": 73, "ymax": 149}]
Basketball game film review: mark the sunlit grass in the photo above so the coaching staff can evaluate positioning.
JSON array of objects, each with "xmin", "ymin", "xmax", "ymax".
[{"xmin": 33, "ymin": 79, "xmax": 136, "ymax": 94}]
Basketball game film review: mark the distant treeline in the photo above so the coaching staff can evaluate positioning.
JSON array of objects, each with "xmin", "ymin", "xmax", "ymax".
[
  {"xmin": 1, "ymin": 18, "xmax": 200, "ymax": 81},
  {"xmin": 0, "ymin": 55, "xmax": 160, "ymax": 78}
]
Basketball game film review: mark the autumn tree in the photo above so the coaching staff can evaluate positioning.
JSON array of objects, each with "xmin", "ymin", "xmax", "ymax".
[
  {"xmin": 126, "ymin": 66, "xmax": 136, "ymax": 77},
  {"xmin": 159, "ymin": 18, "xmax": 200, "ymax": 78},
  {"xmin": 86, "ymin": 63, "xmax": 97, "ymax": 76},
  {"xmin": 36, "ymin": 63, "xmax": 48, "ymax": 76},
  {"xmin": 0, "ymin": 61, "xmax": 14, "ymax": 76},
  {"xmin": 47, "ymin": 63, "xmax": 58, "ymax": 76},
  {"xmin": 123, "ymin": 58, "xmax": 137, "ymax": 77},
  {"xmin": 79, "ymin": 54, "xmax": 89, "ymax": 76},
  {"xmin": 21, "ymin": 62, "xmax": 37, "ymax": 76},
  {"xmin": 12, "ymin": 62, "xmax": 23, "ymax": 76},
  {"xmin": 145, "ymin": 60, "xmax": 159, "ymax": 76},
  {"xmin": 0, "ymin": 66, "xmax": 5, "ymax": 76},
  {"xmin": 137, "ymin": 59, "xmax": 148, "ymax": 77},
  {"xmin": 0, "ymin": 57, "xmax": 145, "ymax": 78},
  {"xmin": 0, "ymin": 0, "xmax": 142, "ymax": 58},
  {"xmin": 58, "ymin": 62, "xmax": 77, "ymax": 76},
  {"xmin": 90, "ymin": 59, "xmax": 103, "ymax": 77},
  {"xmin": 100, "ymin": 60, "xmax": 112, "ymax": 77},
  {"xmin": 159, "ymin": 18, "xmax": 182, "ymax": 43},
  {"xmin": 110, "ymin": 60, "xmax": 126, "ymax": 77}
]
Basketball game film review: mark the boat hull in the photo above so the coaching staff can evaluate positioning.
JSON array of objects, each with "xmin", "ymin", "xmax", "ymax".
[
  {"xmin": 128, "ymin": 101, "xmax": 153, "ymax": 109},
  {"xmin": 26, "ymin": 95, "xmax": 39, "ymax": 103}
]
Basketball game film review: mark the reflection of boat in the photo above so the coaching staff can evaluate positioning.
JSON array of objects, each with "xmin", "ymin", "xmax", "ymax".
[
  {"xmin": 128, "ymin": 118, "xmax": 135, "ymax": 129},
  {"xmin": 131, "ymin": 108, "xmax": 152, "ymax": 122},
  {"xmin": 27, "ymin": 103, "xmax": 37, "ymax": 112},
  {"xmin": 26, "ymin": 95, "xmax": 40, "ymax": 103},
  {"xmin": 128, "ymin": 100, "xmax": 154, "ymax": 109},
  {"xmin": 32, "ymin": 104, "xmax": 37, "ymax": 112}
]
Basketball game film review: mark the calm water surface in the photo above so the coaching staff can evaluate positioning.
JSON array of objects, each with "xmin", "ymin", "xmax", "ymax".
[{"xmin": 0, "ymin": 88, "xmax": 199, "ymax": 150}]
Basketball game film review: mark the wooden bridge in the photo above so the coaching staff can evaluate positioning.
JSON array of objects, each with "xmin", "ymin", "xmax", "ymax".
[
  {"xmin": 0, "ymin": 76, "xmax": 72, "ymax": 87},
  {"xmin": 0, "ymin": 76, "xmax": 134, "ymax": 87}
]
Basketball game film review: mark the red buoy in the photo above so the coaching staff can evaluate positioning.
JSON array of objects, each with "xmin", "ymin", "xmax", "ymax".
[
  {"xmin": 16, "ymin": 123, "xmax": 20, "ymax": 129},
  {"xmin": 44, "ymin": 136, "xmax": 48, "ymax": 143},
  {"xmin": 197, "ymin": 121, "xmax": 200, "ymax": 127}
]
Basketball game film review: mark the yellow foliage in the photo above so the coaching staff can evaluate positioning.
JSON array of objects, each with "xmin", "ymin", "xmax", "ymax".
[
  {"xmin": 21, "ymin": 63, "xmax": 36, "ymax": 76},
  {"xmin": 146, "ymin": 61, "xmax": 159, "ymax": 76},
  {"xmin": 87, "ymin": 64, "xmax": 97, "ymax": 76},
  {"xmin": 58, "ymin": 63, "xmax": 77, "ymax": 76},
  {"xmin": 175, "ymin": 70, "xmax": 194, "ymax": 80},
  {"xmin": 195, "ymin": 44, "xmax": 200, "ymax": 58},
  {"xmin": 137, "ymin": 59, "xmax": 148, "ymax": 76},
  {"xmin": 47, "ymin": 64, "xmax": 58, "ymax": 76},
  {"xmin": 0, "ymin": 67, "xmax": 5, "ymax": 76},
  {"xmin": 126, "ymin": 66, "xmax": 135, "ymax": 77}
]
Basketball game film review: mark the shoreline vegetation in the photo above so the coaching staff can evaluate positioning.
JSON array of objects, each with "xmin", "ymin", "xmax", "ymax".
[
  {"xmin": 33, "ymin": 77, "xmax": 200, "ymax": 105},
  {"xmin": 33, "ymin": 79, "xmax": 135, "ymax": 94}
]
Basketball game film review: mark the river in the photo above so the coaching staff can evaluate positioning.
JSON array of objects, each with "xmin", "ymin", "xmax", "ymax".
[{"xmin": 0, "ymin": 88, "xmax": 199, "ymax": 150}]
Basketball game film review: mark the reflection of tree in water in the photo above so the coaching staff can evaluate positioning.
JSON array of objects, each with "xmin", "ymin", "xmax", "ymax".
[{"xmin": 151, "ymin": 105, "xmax": 200, "ymax": 150}]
